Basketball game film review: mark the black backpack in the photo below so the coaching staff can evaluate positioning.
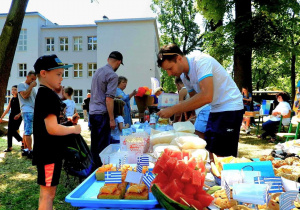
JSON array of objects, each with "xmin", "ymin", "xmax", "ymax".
[{"xmin": 63, "ymin": 134, "xmax": 93, "ymax": 178}]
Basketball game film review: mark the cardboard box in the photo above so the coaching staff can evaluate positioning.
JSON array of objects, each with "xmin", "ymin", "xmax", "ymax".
[{"xmin": 157, "ymin": 93, "xmax": 179, "ymax": 108}]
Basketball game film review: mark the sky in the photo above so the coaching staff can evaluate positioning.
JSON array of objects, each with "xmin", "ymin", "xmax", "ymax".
[{"xmin": 0, "ymin": 0, "xmax": 156, "ymax": 25}]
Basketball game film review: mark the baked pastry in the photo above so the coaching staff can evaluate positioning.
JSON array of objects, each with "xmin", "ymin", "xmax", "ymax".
[
  {"xmin": 259, "ymin": 155, "xmax": 274, "ymax": 161},
  {"xmin": 124, "ymin": 183, "xmax": 149, "ymax": 200},
  {"xmin": 277, "ymin": 165, "xmax": 293, "ymax": 174},
  {"xmin": 267, "ymin": 193, "xmax": 282, "ymax": 210},
  {"xmin": 272, "ymin": 159, "xmax": 287, "ymax": 168},
  {"xmin": 214, "ymin": 197, "xmax": 238, "ymax": 209},
  {"xmin": 95, "ymin": 164, "xmax": 117, "ymax": 181},
  {"xmin": 285, "ymin": 157, "xmax": 300, "ymax": 165},
  {"xmin": 97, "ymin": 182, "xmax": 127, "ymax": 199},
  {"xmin": 229, "ymin": 205, "xmax": 253, "ymax": 210}
]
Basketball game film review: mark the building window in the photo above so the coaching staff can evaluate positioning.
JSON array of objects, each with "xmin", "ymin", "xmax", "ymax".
[
  {"xmin": 46, "ymin": 37, "xmax": 54, "ymax": 51},
  {"xmin": 5, "ymin": 90, "xmax": 11, "ymax": 104},
  {"xmin": 18, "ymin": 63, "xmax": 27, "ymax": 77},
  {"xmin": 74, "ymin": 90, "xmax": 83, "ymax": 104},
  {"xmin": 73, "ymin": 37, "xmax": 82, "ymax": 51},
  {"xmin": 60, "ymin": 37, "xmax": 68, "ymax": 51},
  {"xmin": 17, "ymin": 29, "xmax": 27, "ymax": 51},
  {"xmin": 87, "ymin": 89, "xmax": 91, "ymax": 93},
  {"xmin": 73, "ymin": 63, "xmax": 83, "ymax": 78},
  {"xmin": 87, "ymin": 36, "xmax": 97, "ymax": 50},
  {"xmin": 62, "ymin": 63, "xmax": 69, "ymax": 78},
  {"xmin": 88, "ymin": 63, "xmax": 97, "ymax": 77}
]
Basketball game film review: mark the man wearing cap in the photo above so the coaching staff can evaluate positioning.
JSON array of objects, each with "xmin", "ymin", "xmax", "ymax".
[
  {"xmin": 18, "ymin": 70, "xmax": 37, "ymax": 158},
  {"xmin": 156, "ymin": 44, "xmax": 244, "ymax": 158},
  {"xmin": 89, "ymin": 51, "xmax": 124, "ymax": 168}
]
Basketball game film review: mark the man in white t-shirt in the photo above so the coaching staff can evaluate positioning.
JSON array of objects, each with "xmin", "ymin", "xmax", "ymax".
[{"xmin": 157, "ymin": 44, "xmax": 244, "ymax": 157}]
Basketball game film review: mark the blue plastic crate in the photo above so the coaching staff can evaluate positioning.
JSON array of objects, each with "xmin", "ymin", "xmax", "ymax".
[{"xmin": 65, "ymin": 170, "xmax": 159, "ymax": 209}]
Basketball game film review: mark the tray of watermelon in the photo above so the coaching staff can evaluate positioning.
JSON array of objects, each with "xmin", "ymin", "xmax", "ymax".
[{"xmin": 151, "ymin": 149, "xmax": 214, "ymax": 210}]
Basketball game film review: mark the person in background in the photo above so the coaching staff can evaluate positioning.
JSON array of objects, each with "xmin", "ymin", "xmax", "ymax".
[
  {"xmin": 241, "ymin": 87, "xmax": 252, "ymax": 134},
  {"xmin": 156, "ymin": 44, "xmax": 243, "ymax": 158},
  {"xmin": 55, "ymin": 85, "xmax": 66, "ymax": 100},
  {"xmin": 62, "ymin": 86, "xmax": 77, "ymax": 118},
  {"xmin": 116, "ymin": 76, "xmax": 137, "ymax": 126},
  {"xmin": 110, "ymin": 99, "xmax": 130, "ymax": 144},
  {"xmin": 82, "ymin": 93, "xmax": 91, "ymax": 125},
  {"xmin": 174, "ymin": 77, "xmax": 194, "ymax": 122},
  {"xmin": 18, "ymin": 70, "xmax": 37, "ymax": 158},
  {"xmin": 32, "ymin": 54, "xmax": 81, "ymax": 210},
  {"xmin": 151, "ymin": 87, "xmax": 163, "ymax": 106},
  {"xmin": 0, "ymin": 85, "xmax": 23, "ymax": 152},
  {"xmin": 258, "ymin": 92, "xmax": 291, "ymax": 143},
  {"xmin": 89, "ymin": 51, "xmax": 123, "ymax": 169}
]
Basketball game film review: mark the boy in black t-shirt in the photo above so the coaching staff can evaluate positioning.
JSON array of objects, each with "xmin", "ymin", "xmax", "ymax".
[{"xmin": 33, "ymin": 55, "xmax": 81, "ymax": 209}]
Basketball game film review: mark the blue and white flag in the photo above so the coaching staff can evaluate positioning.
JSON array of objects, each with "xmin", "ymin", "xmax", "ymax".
[
  {"xmin": 137, "ymin": 164, "xmax": 143, "ymax": 173},
  {"xmin": 137, "ymin": 156, "xmax": 149, "ymax": 166},
  {"xmin": 225, "ymin": 181, "xmax": 231, "ymax": 200},
  {"xmin": 279, "ymin": 191, "xmax": 298, "ymax": 210},
  {"xmin": 143, "ymin": 172, "xmax": 154, "ymax": 188},
  {"xmin": 105, "ymin": 171, "xmax": 122, "ymax": 184},
  {"xmin": 254, "ymin": 176, "xmax": 283, "ymax": 193}
]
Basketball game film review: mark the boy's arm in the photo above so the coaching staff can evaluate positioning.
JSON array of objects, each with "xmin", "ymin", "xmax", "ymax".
[{"xmin": 45, "ymin": 114, "xmax": 81, "ymax": 135}]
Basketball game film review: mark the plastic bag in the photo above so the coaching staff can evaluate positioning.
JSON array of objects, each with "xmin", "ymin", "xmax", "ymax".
[
  {"xmin": 153, "ymin": 144, "xmax": 180, "ymax": 159},
  {"xmin": 150, "ymin": 130, "xmax": 176, "ymax": 146},
  {"xmin": 173, "ymin": 121, "xmax": 195, "ymax": 133},
  {"xmin": 172, "ymin": 136, "xmax": 207, "ymax": 150},
  {"xmin": 232, "ymin": 183, "xmax": 269, "ymax": 205},
  {"xmin": 184, "ymin": 149, "xmax": 209, "ymax": 161}
]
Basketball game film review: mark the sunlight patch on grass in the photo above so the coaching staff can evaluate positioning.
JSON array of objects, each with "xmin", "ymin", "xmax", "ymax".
[
  {"xmin": 0, "ymin": 153, "xmax": 5, "ymax": 163},
  {"xmin": 9, "ymin": 173, "xmax": 36, "ymax": 181}
]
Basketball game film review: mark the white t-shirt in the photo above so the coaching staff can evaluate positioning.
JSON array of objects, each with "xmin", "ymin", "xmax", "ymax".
[
  {"xmin": 111, "ymin": 116, "xmax": 124, "ymax": 141},
  {"xmin": 181, "ymin": 52, "xmax": 243, "ymax": 113},
  {"xmin": 269, "ymin": 101, "xmax": 291, "ymax": 125},
  {"xmin": 18, "ymin": 82, "xmax": 36, "ymax": 113},
  {"xmin": 63, "ymin": 99, "xmax": 76, "ymax": 117}
]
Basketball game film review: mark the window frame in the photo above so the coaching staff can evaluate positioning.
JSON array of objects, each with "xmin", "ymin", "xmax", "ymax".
[
  {"xmin": 74, "ymin": 89, "xmax": 83, "ymax": 104},
  {"xmin": 87, "ymin": 63, "xmax": 97, "ymax": 77},
  {"xmin": 46, "ymin": 37, "xmax": 55, "ymax": 52},
  {"xmin": 87, "ymin": 36, "xmax": 97, "ymax": 51},
  {"xmin": 73, "ymin": 63, "xmax": 83, "ymax": 78},
  {"xmin": 73, "ymin": 36, "xmax": 83, "ymax": 51},
  {"xmin": 59, "ymin": 37, "xmax": 69, "ymax": 51},
  {"xmin": 18, "ymin": 63, "xmax": 27, "ymax": 77},
  {"xmin": 5, "ymin": 90, "xmax": 11, "ymax": 104},
  {"xmin": 17, "ymin": 29, "xmax": 27, "ymax": 51}
]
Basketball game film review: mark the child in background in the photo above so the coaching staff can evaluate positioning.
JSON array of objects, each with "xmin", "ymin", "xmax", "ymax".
[
  {"xmin": 63, "ymin": 86, "xmax": 77, "ymax": 117},
  {"xmin": 32, "ymin": 54, "xmax": 81, "ymax": 209},
  {"xmin": 110, "ymin": 99, "xmax": 129, "ymax": 144}
]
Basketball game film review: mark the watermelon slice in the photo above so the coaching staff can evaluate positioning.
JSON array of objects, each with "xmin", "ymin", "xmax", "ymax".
[
  {"xmin": 192, "ymin": 170, "xmax": 203, "ymax": 187},
  {"xmin": 152, "ymin": 172, "xmax": 168, "ymax": 184},
  {"xmin": 164, "ymin": 148, "xmax": 173, "ymax": 156},
  {"xmin": 170, "ymin": 150, "xmax": 183, "ymax": 160},
  {"xmin": 182, "ymin": 183, "xmax": 197, "ymax": 195},
  {"xmin": 163, "ymin": 179, "xmax": 182, "ymax": 198},
  {"xmin": 173, "ymin": 191, "xmax": 186, "ymax": 202},
  {"xmin": 175, "ymin": 160, "xmax": 188, "ymax": 176},
  {"xmin": 194, "ymin": 193, "xmax": 214, "ymax": 207},
  {"xmin": 196, "ymin": 157, "xmax": 206, "ymax": 173},
  {"xmin": 182, "ymin": 197, "xmax": 205, "ymax": 210},
  {"xmin": 152, "ymin": 163, "xmax": 163, "ymax": 174},
  {"xmin": 181, "ymin": 166, "xmax": 194, "ymax": 183},
  {"xmin": 187, "ymin": 157, "xmax": 197, "ymax": 170},
  {"xmin": 157, "ymin": 152, "xmax": 170, "ymax": 169},
  {"xmin": 182, "ymin": 150, "xmax": 191, "ymax": 159},
  {"xmin": 174, "ymin": 179, "xmax": 184, "ymax": 189},
  {"xmin": 165, "ymin": 157, "xmax": 177, "ymax": 176}
]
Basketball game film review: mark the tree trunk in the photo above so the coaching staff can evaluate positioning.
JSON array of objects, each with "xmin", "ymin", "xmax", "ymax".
[
  {"xmin": 0, "ymin": 0, "xmax": 29, "ymax": 113},
  {"xmin": 233, "ymin": 0, "xmax": 253, "ymax": 94},
  {"xmin": 291, "ymin": 53, "xmax": 296, "ymax": 106}
]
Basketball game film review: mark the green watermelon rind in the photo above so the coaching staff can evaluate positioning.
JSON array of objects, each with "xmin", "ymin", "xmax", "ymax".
[{"xmin": 151, "ymin": 183, "xmax": 194, "ymax": 210}]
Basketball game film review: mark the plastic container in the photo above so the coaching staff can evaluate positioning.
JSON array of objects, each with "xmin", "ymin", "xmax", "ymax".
[
  {"xmin": 65, "ymin": 170, "xmax": 159, "ymax": 208},
  {"xmin": 144, "ymin": 109, "xmax": 150, "ymax": 122}
]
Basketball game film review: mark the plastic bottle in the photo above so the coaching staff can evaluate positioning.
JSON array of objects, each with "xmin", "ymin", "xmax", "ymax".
[
  {"xmin": 144, "ymin": 109, "xmax": 150, "ymax": 122},
  {"xmin": 150, "ymin": 113, "xmax": 157, "ymax": 129}
]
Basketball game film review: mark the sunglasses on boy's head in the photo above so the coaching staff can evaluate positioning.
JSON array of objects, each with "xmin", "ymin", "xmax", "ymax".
[{"xmin": 158, "ymin": 52, "xmax": 179, "ymax": 60}]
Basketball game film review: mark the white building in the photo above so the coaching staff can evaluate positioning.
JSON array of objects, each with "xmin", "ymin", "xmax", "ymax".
[{"xmin": 0, "ymin": 12, "xmax": 160, "ymax": 111}]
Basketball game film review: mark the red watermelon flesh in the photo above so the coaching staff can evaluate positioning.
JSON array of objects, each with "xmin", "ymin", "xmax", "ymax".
[
  {"xmin": 192, "ymin": 170, "xmax": 203, "ymax": 187},
  {"xmin": 194, "ymin": 193, "xmax": 214, "ymax": 207},
  {"xmin": 169, "ymin": 170, "xmax": 182, "ymax": 181},
  {"xmin": 152, "ymin": 172, "xmax": 168, "ymax": 184},
  {"xmin": 187, "ymin": 157, "xmax": 197, "ymax": 170},
  {"xmin": 174, "ymin": 179, "xmax": 184, "ymax": 189},
  {"xmin": 164, "ymin": 148, "xmax": 173, "ymax": 156},
  {"xmin": 165, "ymin": 157, "xmax": 177, "ymax": 176},
  {"xmin": 173, "ymin": 191, "xmax": 186, "ymax": 202},
  {"xmin": 175, "ymin": 161, "xmax": 188, "ymax": 176},
  {"xmin": 163, "ymin": 179, "xmax": 182, "ymax": 198},
  {"xmin": 152, "ymin": 163, "xmax": 163, "ymax": 174},
  {"xmin": 196, "ymin": 186, "xmax": 207, "ymax": 194},
  {"xmin": 181, "ymin": 166, "xmax": 194, "ymax": 183},
  {"xmin": 157, "ymin": 152, "xmax": 170, "ymax": 169},
  {"xmin": 170, "ymin": 150, "xmax": 183, "ymax": 160},
  {"xmin": 182, "ymin": 150, "xmax": 191, "ymax": 159},
  {"xmin": 196, "ymin": 158, "xmax": 206, "ymax": 173},
  {"xmin": 184, "ymin": 198, "xmax": 205, "ymax": 210},
  {"xmin": 182, "ymin": 183, "xmax": 197, "ymax": 195}
]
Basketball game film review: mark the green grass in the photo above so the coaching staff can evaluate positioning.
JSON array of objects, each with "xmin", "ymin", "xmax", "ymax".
[{"xmin": 0, "ymin": 138, "xmax": 80, "ymax": 210}]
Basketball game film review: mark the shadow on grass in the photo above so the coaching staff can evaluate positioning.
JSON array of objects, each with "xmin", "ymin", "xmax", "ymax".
[{"xmin": 0, "ymin": 138, "xmax": 80, "ymax": 210}]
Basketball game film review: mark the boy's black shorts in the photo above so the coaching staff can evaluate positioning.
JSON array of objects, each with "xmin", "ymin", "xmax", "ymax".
[{"xmin": 37, "ymin": 161, "xmax": 62, "ymax": 187}]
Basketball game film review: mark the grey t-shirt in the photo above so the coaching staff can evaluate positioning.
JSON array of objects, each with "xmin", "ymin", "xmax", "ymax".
[
  {"xmin": 18, "ymin": 82, "xmax": 36, "ymax": 113},
  {"xmin": 89, "ymin": 64, "xmax": 118, "ymax": 115}
]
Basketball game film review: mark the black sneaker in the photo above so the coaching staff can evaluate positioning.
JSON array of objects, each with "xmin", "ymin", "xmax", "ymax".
[
  {"xmin": 21, "ymin": 149, "xmax": 28, "ymax": 156},
  {"xmin": 27, "ymin": 150, "xmax": 33, "ymax": 159}
]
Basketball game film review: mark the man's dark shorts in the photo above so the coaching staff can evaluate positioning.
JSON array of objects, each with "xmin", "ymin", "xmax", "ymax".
[
  {"xmin": 37, "ymin": 161, "xmax": 62, "ymax": 187},
  {"xmin": 205, "ymin": 109, "xmax": 244, "ymax": 157}
]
